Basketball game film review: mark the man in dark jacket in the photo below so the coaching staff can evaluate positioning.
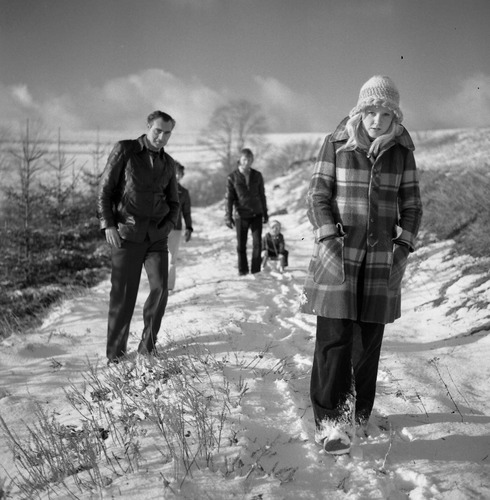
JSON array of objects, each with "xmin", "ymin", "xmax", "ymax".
[
  {"xmin": 225, "ymin": 148, "xmax": 268, "ymax": 275},
  {"xmin": 97, "ymin": 110, "xmax": 180, "ymax": 362},
  {"xmin": 168, "ymin": 162, "xmax": 193, "ymax": 290}
]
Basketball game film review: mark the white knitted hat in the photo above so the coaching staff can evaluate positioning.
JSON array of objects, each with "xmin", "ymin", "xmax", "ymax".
[{"xmin": 349, "ymin": 75, "xmax": 403, "ymax": 122}]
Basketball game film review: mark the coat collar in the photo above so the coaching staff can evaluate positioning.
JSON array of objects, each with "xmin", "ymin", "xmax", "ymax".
[
  {"xmin": 137, "ymin": 135, "xmax": 165, "ymax": 158},
  {"xmin": 329, "ymin": 117, "xmax": 415, "ymax": 151},
  {"xmin": 236, "ymin": 167, "xmax": 257, "ymax": 177}
]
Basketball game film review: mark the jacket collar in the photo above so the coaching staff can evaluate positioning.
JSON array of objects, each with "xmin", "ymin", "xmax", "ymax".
[
  {"xmin": 329, "ymin": 117, "xmax": 415, "ymax": 151},
  {"xmin": 137, "ymin": 135, "xmax": 165, "ymax": 158},
  {"xmin": 236, "ymin": 167, "xmax": 256, "ymax": 176}
]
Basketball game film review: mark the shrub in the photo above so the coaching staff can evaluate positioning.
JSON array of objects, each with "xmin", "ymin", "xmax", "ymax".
[{"xmin": 418, "ymin": 166, "xmax": 490, "ymax": 257}]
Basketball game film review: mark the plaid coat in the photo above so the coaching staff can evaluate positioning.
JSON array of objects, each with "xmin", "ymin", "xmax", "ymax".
[{"xmin": 300, "ymin": 118, "xmax": 423, "ymax": 324}]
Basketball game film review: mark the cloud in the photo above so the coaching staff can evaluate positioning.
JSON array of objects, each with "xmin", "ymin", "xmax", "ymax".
[
  {"xmin": 0, "ymin": 82, "xmax": 38, "ymax": 127},
  {"xmin": 252, "ymin": 76, "xmax": 325, "ymax": 133},
  {"xmin": 430, "ymin": 73, "xmax": 490, "ymax": 129},
  {"xmin": 0, "ymin": 71, "xmax": 324, "ymax": 136},
  {"xmin": 0, "ymin": 70, "xmax": 224, "ymax": 136},
  {"xmin": 11, "ymin": 85, "xmax": 35, "ymax": 107},
  {"xmin": 73, "ymin": 69, "xmax": 224, "ymax": 134}
]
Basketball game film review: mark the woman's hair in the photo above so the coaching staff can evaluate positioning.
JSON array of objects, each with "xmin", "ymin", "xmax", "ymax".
[{"xmin": 338, "ymin": 112, "xmax": 399, "ymax": 158}]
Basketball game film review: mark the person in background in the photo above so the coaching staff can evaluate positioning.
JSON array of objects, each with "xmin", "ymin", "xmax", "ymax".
[
  {"xmin": 225, "ymin": 148, "xmax": 268, "ymax": 275},
  {"xmin": 261, "ymin": 219, "xmax": 288, "ymax": 273},
  {"xmin": 97, "ymin": 110, "xmax": 180, "ymax": 363},
  {"xmin": 300, "ymin": 76, "xmax": 423, "ymax": 454},
  {"xmin": 168, "ymin": 162, "xmax": 193, "ymax": 291}
]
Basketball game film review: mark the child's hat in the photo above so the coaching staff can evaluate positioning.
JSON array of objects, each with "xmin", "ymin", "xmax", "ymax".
[
  {"xmin": 270, "ymin": 219, "xmax": 281, "ymax": 229},
  {"xmin": 349, "ymin": 75, "xmax": 403, "ymax": 122}
]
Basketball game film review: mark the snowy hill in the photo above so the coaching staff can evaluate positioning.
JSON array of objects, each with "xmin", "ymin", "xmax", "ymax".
[{"xmin": 0, "ymin": 139, "xmax": 490, "ymax": 499}]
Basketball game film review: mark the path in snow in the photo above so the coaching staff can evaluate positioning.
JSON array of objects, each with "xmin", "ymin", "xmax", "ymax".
[{"xmin": 1, "ymin": 200, "xmax": 490, "ymax": 499}]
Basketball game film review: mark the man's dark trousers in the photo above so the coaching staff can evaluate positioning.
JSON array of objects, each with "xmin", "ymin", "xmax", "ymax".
[
  {"xmin": 107, "ymin": 237, "xmax": 169, "ymax": 360},
  {"xmin": 235, "ymin": 215, "xmax": 262, "ymax": 274}
]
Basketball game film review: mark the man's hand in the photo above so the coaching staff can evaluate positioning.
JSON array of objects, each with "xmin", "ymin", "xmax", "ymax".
[
  {"xmin": 105, "ymin": 227, "xmax": 121, "ymax": 248},
  {"xmin": 161, "ymin": 220, "xmax": 174, "ymax": 238},
  {"xmin": 225, "ymin": 218, "xmax": 235, "ymax": 229},
  {"xmin": 184, "ymin": 229, "xmax": 192, "ymax": 242}
]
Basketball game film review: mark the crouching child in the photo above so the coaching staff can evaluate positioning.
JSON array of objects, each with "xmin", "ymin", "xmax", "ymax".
[{"xmin": 261, "ymin": 220, "xmax": 288, "ymax": 273}]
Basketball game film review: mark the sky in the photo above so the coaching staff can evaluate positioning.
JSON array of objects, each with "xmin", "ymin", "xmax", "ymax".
[{"xmin": 1, "ymin": 0, "xmax": 489, "ymax": 136}]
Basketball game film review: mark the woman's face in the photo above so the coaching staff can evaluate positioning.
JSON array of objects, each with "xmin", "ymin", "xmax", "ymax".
[{"xmin": 362, "ymin": 105, "xmax": 394, "ymax": 139}]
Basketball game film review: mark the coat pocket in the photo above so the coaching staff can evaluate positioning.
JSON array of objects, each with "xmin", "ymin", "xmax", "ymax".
[
  {"xmin": 388, "ymin": 245, "xmax": 409, "ymax": 290},
  {"xmin": 312, "ymin": 237, "xmax": 345, "ymax": 285}
]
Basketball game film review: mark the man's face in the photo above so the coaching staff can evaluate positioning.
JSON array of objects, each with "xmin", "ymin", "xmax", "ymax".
[
  {"xmin": 147, "ymin": 117, "xmax": 174, "ymax": 149},
  {"xmin": 238, "ymin": 154, "xmax": 253, "ymax": 171}
]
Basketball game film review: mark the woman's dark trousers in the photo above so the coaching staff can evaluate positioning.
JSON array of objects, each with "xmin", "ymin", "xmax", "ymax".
[
  {"xmin": 107, "ymin": 237, "xmax": 169, "ymax": 361},
  {"xmin": 235, "ymin": 215, "xmax": 263, "ymax": 274},
  {"xmin": 310, "ymin": 316, "xmax": 385, "ymax": 427}
]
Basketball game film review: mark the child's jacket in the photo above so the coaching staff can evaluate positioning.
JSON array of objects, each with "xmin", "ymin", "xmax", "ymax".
[{"xmin": 263, "ymin": 233, "xmax": 286, "ymax": 256}]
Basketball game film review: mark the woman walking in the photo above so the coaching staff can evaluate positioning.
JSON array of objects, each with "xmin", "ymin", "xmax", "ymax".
[{"xmin": 300, "ymin": 76, "xmax": 423, "ymax": 454}]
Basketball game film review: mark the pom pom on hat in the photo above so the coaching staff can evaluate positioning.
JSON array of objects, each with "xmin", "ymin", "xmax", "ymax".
[{"xmin": 349, "ymin": 75, "xmax": 403, "ymax": 122}]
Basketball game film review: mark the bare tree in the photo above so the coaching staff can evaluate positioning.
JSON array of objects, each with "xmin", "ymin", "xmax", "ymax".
[
  {"xmin": 43, "ymin": 128, "xmax": 82, "ymax": 248},
  {"xmin": 83, "ymin": 128, "xmax": 107, "ymax": 202},
  {"xmin": 4, "ymin": 120, "xmax": 46, "ymax": 281},
  {"xmin": 200, "ymin": 99, "xmax": 268, "ymax": 173}
]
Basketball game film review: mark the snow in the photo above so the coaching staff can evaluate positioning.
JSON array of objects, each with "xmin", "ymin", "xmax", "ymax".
[{"xmin": 1, "ymin": 167, "xmax": 490, "ymax": 499}]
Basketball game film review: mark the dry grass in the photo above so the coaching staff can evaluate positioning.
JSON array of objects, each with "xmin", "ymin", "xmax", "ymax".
[{"xmin": 0, "ymin": 341, "xmax": 256, "ymax": 499}]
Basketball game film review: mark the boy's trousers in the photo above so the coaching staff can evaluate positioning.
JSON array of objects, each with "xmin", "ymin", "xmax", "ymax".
[{"xmin": 235, "ymin": 214, "xmax": 262, "ymax": 274}]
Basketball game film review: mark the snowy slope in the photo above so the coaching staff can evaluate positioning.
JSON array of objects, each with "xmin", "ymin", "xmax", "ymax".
[{"xmin": 0, "ymin": 168, "xmax": 489, "ymax": 499}]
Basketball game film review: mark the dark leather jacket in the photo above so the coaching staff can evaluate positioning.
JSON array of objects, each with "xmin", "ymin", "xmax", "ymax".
[
  {"xmin": 97, "ymin": 135, "xmax": 180, "ymax": 242},
  {"xmin": 225, "ymin": 168, "xmax": 268, "ymax": 221}
]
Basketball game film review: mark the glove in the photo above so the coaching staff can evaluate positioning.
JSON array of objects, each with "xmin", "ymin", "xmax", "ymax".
[
  {"xmin": 225, "ymin": 218, "xmax": 235, "ymax": 229},
  {"xmin": 184, "ymin": 229, "xmax": 192, "ymax": 242},
  {"xmin": 263, "ymin": 215, "xmax": 268, "ymax": 224}
]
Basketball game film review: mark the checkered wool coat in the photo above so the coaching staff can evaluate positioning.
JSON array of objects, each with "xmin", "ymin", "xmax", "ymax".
[{"xmin": 300, "ymin": 118, "xmax": 423, "ymax": 324}]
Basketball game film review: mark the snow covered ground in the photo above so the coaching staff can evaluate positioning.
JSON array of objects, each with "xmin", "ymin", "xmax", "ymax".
[{"xmin": 1, "ymin": 168, "xmax": 490, "ymax": 499}]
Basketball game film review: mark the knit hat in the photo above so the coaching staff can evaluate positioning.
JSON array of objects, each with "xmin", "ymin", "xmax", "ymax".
[
  {"xmin": 269, "ymin": 220, "xmax": 281, "ymax": 229},
  {"xmin": 349, "ymin": 75, "xmax": 403, "ymax": 122}
]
